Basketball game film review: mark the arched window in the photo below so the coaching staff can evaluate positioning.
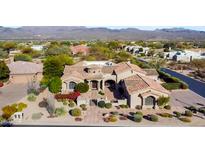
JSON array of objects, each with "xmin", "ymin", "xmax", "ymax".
[
  {"xmin": 68, "ymin": 81, "xmax": 76, "ymax": 90},
  {"xmin": 145, "ymin": 96, "xmax": 155, "ymax": 106}
]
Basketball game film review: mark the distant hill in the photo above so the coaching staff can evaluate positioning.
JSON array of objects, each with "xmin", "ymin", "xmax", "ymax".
[{"xmin": 0, "ymin": 26, "xmax": 205, "ymax": 41}]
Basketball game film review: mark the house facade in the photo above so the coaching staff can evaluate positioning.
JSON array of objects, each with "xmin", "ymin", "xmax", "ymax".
[{"xmin": 61, "ymin": 61, "xmax": 169, "ymax": 109}]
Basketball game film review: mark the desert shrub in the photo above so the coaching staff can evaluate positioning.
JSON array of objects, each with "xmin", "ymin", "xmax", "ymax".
[
  {"xmin": 98, "ymin": 101, "xmax": 105, "ymax": 108},
  {"xmin": 105, "ymin": 103, "xmax": 112, "ymax": 109},
  {"xmin": 135, "ymin": 105, "xmax": 142, "ymax": 110},
  {"xmin": 164, "ymin": 105, "xmax": 171, "ymax": 110},
  {"xmin": 111, "ymin": 111, "xmax": 119, "ymax": 116},
  {"xmin": 18, "ymin": 102, "xmax": 28, "ymax": 112},
  {"xmin": 98, "ymin": 91, "xmax": 105, "ymax": 95},
  {"xmin": 68, "ymin": 102, "xmax": 75, "ymax": 108},
  {"xmin": 158, "ymin": 113, "xmax": 173, "ymax": 118},
  {"xmin": 198, "ymin": 107, "xmax": 205, "ymax": 114},
  {"xmin": 55, "ymin": 107, "xmax": 67, "ymax": 117},
  {"xmin": 187, "ymin": 106, "xmax": 197, "ymax": 113},
  {"xmin": 119, "ymin": 116, "xmax": 127, "ymax": 120},
  {"xmin": 120, "ymin": 104, "xmax": 129, "ymax": 108},
  {"xmin": 55, "ymin": 92, "xmax": 80, "ymax": 101},
  {"xmin": 149, "ymin": 114, "xmax": 158, "ymax": 122},
  {"xmin": 27, "ymin": 93, "xmax": 37, "ymax": 102},
  {"xmin": 133, "ymin": 114, "xmax": 142, "ymax": 122},
  {"xmin": 179, "ymin": 117, "xmax": 191, "ymax": 123},
  {"xmin": 14, "ymin": 54, "xmax": 32, "ymax": 62},
  {"xmin": 75, "ymin": 117, "xmax": 82, "ymax": 122},
  {"xmin": 184, "ymin": 110, "xmax": 193, "ymax": 117},
  {"xmin": 2, "ymin": 105, "xmax": 17, "ymax": 119},
  {"xmin": 70, "ymin": 108, "xmax": 81, "ymax": 117},
  {"xmin": 80, "ymin": 104, "xmax": 86, "ymax": 108},
  {"xmin": 173, "ymin": 111, "xmax": 181, "ymax": 118},
  {"xmin": 0, "ymin": 116, "xmax": 5, "ymax": 123},
  {"xmin": 157, "ymin": 96, "xmax": 170, "ymax": 107},
  {"xmin": 80, "ymin": 104, "xmax": 87, "ymax": 111},
  {"xmin": 135, "ymin": 111, "xmax": 143, "ymax": 116},
  {"xmin": 108, "ymin": 115, "xmax": 117, "ymax": 122},
  {"xmin": 0, "ymin": 61, "xmax": 10, "ymax": 81},
  {"xmin": 48, "ymin": 77, "xmax": 62, "ymax": 94},
  {"xmin": 74, "ymin": 82, "xmax": 89, "ymax": 93},
  {"xmin": 32, "ymin": 112, "xmax": 43, "ymax": 120}
]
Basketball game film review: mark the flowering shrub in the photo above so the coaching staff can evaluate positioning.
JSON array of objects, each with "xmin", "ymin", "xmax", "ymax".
[
  {"xmin": 0, "ymin": 81, "xmax": 3, "ymax": 87},
  {"xmin": 55, "ymin": 91, "xmax": 80, "ymax": 100}
]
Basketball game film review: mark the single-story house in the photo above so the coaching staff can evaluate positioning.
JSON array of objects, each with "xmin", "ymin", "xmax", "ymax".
[
  {"xmin": 7, "ymin": 61, "xmax": 43, "ymax": 83},
  {"xmin": 61, "ymin": 61, "xmax": 169, "ymax": 109},
  {"xmin": 70, "ymin": 45, "xmax": 90, "ymax": 55}
]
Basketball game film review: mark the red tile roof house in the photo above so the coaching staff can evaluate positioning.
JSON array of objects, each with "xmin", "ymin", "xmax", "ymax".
[
  {"xmin": 70, "ymin": 45, "xmax": 90, "ymax": 55},
  {"xmin": 61, "ymin": 61, "xmax": 170, "ymax": 109}
]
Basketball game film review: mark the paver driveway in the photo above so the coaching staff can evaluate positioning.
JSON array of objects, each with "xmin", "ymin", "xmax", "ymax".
[
  {"xmin": 170, "ymin": 90, "xmax": 205, "ymax": 108},
  {"xmin": 0, "ymin": 83, "xmax": 27, "ymax": 108}
]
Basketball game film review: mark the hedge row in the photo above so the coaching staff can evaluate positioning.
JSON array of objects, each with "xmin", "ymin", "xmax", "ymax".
[{"xmin": 158, "ymin": 70, "xmax": 189, "ymax": 90}]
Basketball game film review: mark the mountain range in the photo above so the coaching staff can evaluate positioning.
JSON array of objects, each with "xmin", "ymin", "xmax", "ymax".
[{"xmin": 0, "ymin": 26, "xmax": 205, "ymax": 41}]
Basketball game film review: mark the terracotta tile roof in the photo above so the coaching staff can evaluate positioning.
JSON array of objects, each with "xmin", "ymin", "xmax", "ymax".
[
  {"xmin": 114, "ymin": 62, "xmax": 146, "ymax": 74},
  {"xmin": 143, "ymin": 69, "xmax": 159, "ymax": 76},
  {"xmin": 70, "ymin": 45, "xmax": 90, "ymax": 55},
  {"xmin": 124, "ymin": 74, "xmax": 169, "ymax": 94},
  {"xmin": 8, "ymin": 61, "xmax": 43, "ymax": 75}
]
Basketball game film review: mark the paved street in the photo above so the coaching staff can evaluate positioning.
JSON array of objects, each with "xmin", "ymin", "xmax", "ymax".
[{"xmin": 0, "ymin": 83, "xmax": 27, "ymax": 108}]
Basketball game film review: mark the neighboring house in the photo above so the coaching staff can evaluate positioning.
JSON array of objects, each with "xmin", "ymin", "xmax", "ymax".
[
  {"xmin": 61, "ymin": 61, "xmax": 169, "ymax": 109},
  {"xmin": 124, "ymin": 45, "xmax": 149, "ymax": 55},
  {"xmin": 31, "ymin": 45, "xmax": 44, "ymax": 51},
  {"xmin": 164, "ymin": 50, "xmax": 205, "ymax": 62},
  {"xmin": 70, "ymin": 45, "xmax": 90, "ymax": 55},
  {"xmin": 7, "ymin": 61, "xmax": 43, "ymax": 83}
]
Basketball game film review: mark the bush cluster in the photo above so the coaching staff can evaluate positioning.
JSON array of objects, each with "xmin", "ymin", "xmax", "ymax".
[
  {"xmin": 158, "ymin": 70, "xmax": 189, "ymax": 90},
  {"xmin": 98, "ymin": 101, "xmax": 105, "ymax": 108},
  {"xmin": 149, "ymin": 114, "xmax": 158, "ymax": 122},
  {"xmin": 158, "ymin": 113, "xmax": 173, "ymax": 118},
  {"xmin": 27, "ymin": 93, "xmax": 37, "ymax": 102},
  {"xmin": 119, "ymin": 104, "xmax": 129, "ymax": 108},
  {"xmin": 173, "ymin": 111, "xmax": 181, "ymax": 118},
  {"xmin": 184, "ymin": 110, "xmax": 193, "ymax": 117},
  {"xmin": 133, "ymin": 114, "xmax": 143, "ymax": 122},
  {"xmin": 74, "ymin": 82, "xmax": 89, "ymax": 93},
  {"xmin": 55, "ymin": 107, "xmax": 67, "ymax": 117},
  {"xmin": 164, "ymin": 105, "xmax": 171, "ymax": 110},
  {"xmin": 179, "ymin": 117, "xmax": 191, "ymax": 123},
  {"xmin": 105, "ymin": 103, "xmax": 112, "ymax": 109},
  {"xmin": 70, "ymin": 108, "xmax": 81, "ymax": 117}
]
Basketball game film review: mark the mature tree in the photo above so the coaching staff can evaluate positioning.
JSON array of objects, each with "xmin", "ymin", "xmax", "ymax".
[
  {"xmin": 45, "ymin": 45, "xmax": 71, "ymax": 56},
  {"xmin": 21, "ymin": 47, "xmax": 33, "ymax": 54},
  {"xmin": 115, "ymin": 51, "xmax": 132, "ymax": 63},
  {"xmin": 107, "ymin": 41, "xmax": 121, "ymax": 50},
  {"xmin": 75, "ymin": 82, "xmax": 89, "ymax": 93},
  {"xmin": 2, "ymin": 42, "xmax": 17, "ymax": 52},
  {"xmin": 0, "ymin": 48, "xmax": 9, "ymax": 59},
  {"xmin": 43, "ymin": 57, "xmax": 64, "ymax": 77},
  {"xmin": 55, "ymin": 54, "xmax": 74, "ymax": 66},
  {"xmin": 147, "ymin": 49, "xmax": 155, "ymax": 57},
  {"xmin": 48, "ymin": 77, "xmax": 62, "ymax": 93},
  {"xmin": 0, "ymin": 61, "xmax": 10, "ymax": 81},
  {"xmin": 191, "ymin": 59, "xmax": 205, "ymax": 71}
]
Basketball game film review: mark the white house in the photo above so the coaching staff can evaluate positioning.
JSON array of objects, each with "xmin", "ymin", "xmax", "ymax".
[
  {"xmin": 124, "ymin": 45, "xmax": 149, "ymax": 55},
  {"xmin": 164, "ymin": 50, "xmax": 205, "ymax": 62},
  {"xmin": 31, "ymin": 45, "xmax": 44, "ymax": 51}
]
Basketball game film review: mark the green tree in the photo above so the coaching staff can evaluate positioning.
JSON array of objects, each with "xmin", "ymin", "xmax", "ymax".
[
  {"xmin": 2, "ymin": 42, "xmax": 16, "ymax": 52},
  {"xmin": 21, "ymin": 47, "xmax": 33, "ymax": 54},
  {"xmin": 157, "ymin": 96, "xmax": 170, "ymax": 107},
  {"xmin": 191, "ymin": 59, "xmax": 205, "ymax": 71},
  {"xmin": 75, "ymin": 82, "xmax": 89, "ymax": 93},
  {"xmin": 48, "ymin": 77, "xmax": 62, "ymax": 93},
  {"xmin": 0, "ymin": 48, "xmax": 9, "ymax": 59},
  {"xmin": 45, "ymin": 45, "xmax": 71, "ymax": 56},
  {"xmin": 43, "ymin": 57, "xmax": 64, "ymax": 77},
  {"xmin": 0, "ymin": 61, "xmax": 10, "ymax": 81}
]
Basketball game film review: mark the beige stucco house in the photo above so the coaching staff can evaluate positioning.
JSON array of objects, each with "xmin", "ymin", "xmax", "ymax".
[
  {"xmin": 7, "ymin": 61, "xmax": 43, "ymax": 83},
  {"xmin": 61, "ymin": 61, "xmax": 169, "ymax": 109}
]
